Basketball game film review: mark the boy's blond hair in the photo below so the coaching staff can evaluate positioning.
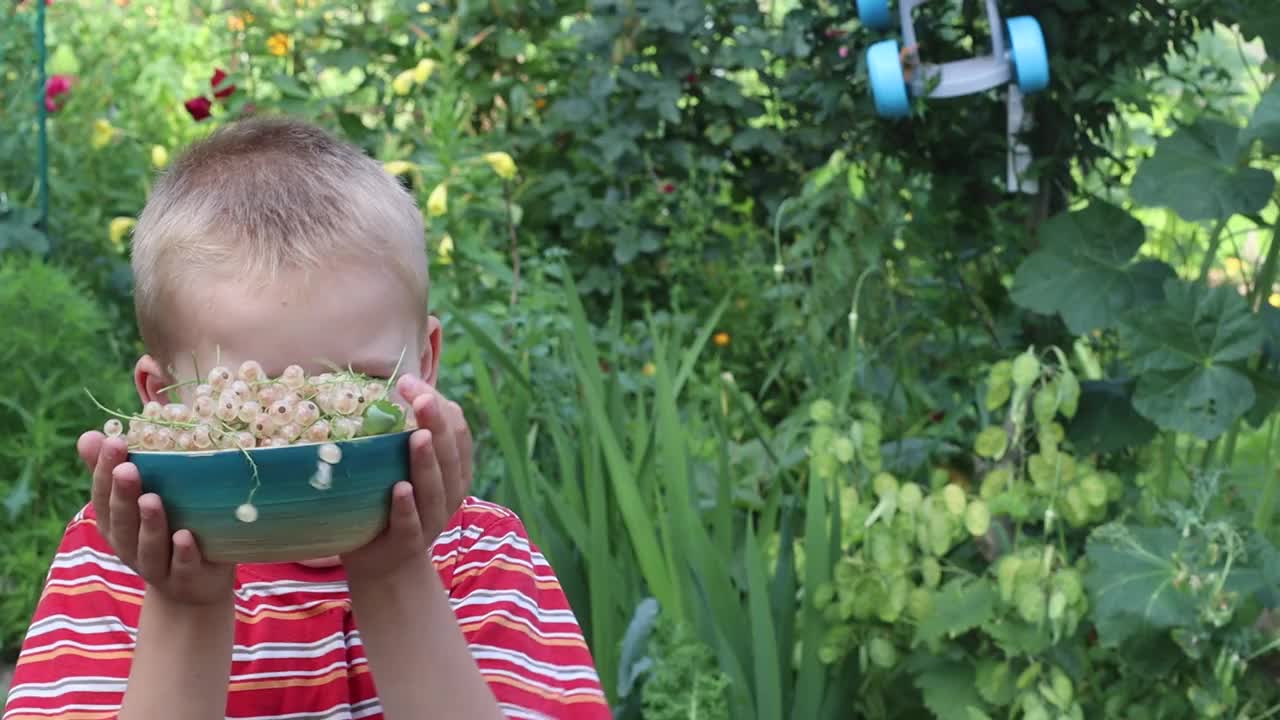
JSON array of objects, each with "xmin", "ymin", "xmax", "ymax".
[{"xmin": 130, "ymin": 115, "xmax": 429, "ymax": 359}]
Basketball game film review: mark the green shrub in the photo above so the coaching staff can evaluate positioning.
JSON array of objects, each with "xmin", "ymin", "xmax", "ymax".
[{"xmin": 0, "ymin": 253, "xmax": 133, "ymax": 659}]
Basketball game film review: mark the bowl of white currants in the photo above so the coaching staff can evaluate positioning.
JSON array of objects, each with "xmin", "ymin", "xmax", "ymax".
[{"xmin": 93, "ymin": 360, "xmax": 418, "ymax": 564}]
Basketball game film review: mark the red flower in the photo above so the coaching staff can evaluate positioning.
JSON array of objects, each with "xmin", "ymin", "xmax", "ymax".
[
  {"xmin": 211, "ymin": 68, "xmax": 236, "ymax": 99},
  {"xmin": 184, "ymin": 96, "xmax": 212, "ymax": 121},
  {"xmin": 660, "ymin": 182, "xmax": 675, "ymax": 194},
  {"xmin": 44, "ymin": 74, "xmax": 73, "ymax": 113}
]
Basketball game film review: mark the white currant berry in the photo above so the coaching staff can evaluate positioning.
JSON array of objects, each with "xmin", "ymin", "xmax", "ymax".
[
  {"xmin": 141, "ymin": 426, "xmax": 162, "ymax": 450},
  {"xmin": 364, "ymin": 383, "xmax": 387, "ymax": 402},
  {"xmin": 193, "ymin": 425, "xmax": 213, "ymax": 449},
  {"xmin": 251, "ymin": 413, "xmax": 276, "ymax": 437},
  {"xmin": 237, "ymin": 400, "xmax": 263, "ymax": 424},
  {"xmin": 235, "ymin": 503, "xmax": 259, "ymax": 523},
  {"xmin": 195, "ymin": 383, "xmax": 214, "ymax": 398},
  {"xmin": 235, "ymin": 432, "xmax": 256, "ymax": 450},
  {"xmin": 208, "ymin": 366, "xmax": 232, "ymax": 390},
  {"xmin": 256, "ymin": 382, "xmax": 283, "ymax": 405},
  {"xmin": 127, "ymin": 426, "xmax": 142, "ymax": 446},
  {"xmin": 176, "ymin": 431, "xmax": 194, "ymax": 451},
  {"xmin": 335, "ymin": 417, "xmax": 360, "ymax": 440},
  {"xmin": 193, "ymin": 396, "xmax": 215, "ymax": 418},
  {"xmin": 305, "ymin": 420, "xmax": 331, "ymax": 442},
  {"xmin": 294, "ymin": 400, "xmax": 320, "ymax": 426},
  {"xmin": 238, "ymin": 360, "xmax": 264, "ymax": 383},
  {"xmin": 142, "ymin": 401, "xmax": 164, "ymax": 420},
  {"xmin": 318, "ymin": 443, "xmax": 342, "ymax": 464},
  {"xmin": 281, "ymin": 364, "xmax": 306, "ymax": 389},
  {"xmin": 216, "ymin": 392, "xmax": 240, "ymax": 422},
  {"xmin": 277, "ymin": 423, "xmax": 302, "ymax": 442},
  {"xmin": 104, "ymin": 419, "xmax": 124, "ymax": 437},
  {"xmin": 164, "ymin": 403, "xmax": 192, "ymax": 424},
  {"xmin": 309, "ymin": 462, "xmax": 333, "ymax": 490},
  {"xmin": 157, "ymin": 428, "xmax": 176, "ymax": 450},
  {"xmin": 333, "ymin": 390, "xmax": 358, "ymax": 416},
  {"xmin": 316, "ymin": 391, "xmax": 335, "ymax": 414},
  {"xmin": 270, "ymin": 399, "xmax": 295, "ymax": 423},
  {"xmin": 230, "ymin": 380, "xmax": 252, "ymax": 400}
]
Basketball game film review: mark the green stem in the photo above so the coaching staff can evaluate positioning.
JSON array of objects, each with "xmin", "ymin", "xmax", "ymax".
[
  {"xmin": 1250, "ymin": 224, "xmax": 1280, "ymax": 311},
  {"xmin": 35, "ymin": 0, "xmax": 49, "ymax": 236},
  {"xmin": 1196, "ymin": 218, "xmax": 1229, "ymax": 284},
  {"xmin": 1158, "ymin": 432, "xmax": 1176, "ymax": 497},
  {"xmin": 1254, "ymin": 415, "xmax": 1280, "ymax": 535},
  {"xmin": 1200, "ymin": 438, "xmax": 1219, "ymax": 472}
]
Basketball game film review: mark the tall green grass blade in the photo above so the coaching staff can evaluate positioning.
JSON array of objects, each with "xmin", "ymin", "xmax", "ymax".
[
  {"xmin": 770, "ymin": 508, "xmax": 798, "ymax": 713},
  {"xmin": 563, "ymin": 277, "xmax": 678, "ymax": 624},
  {"xmin": 469, "ymin": 344, "xmax": 536, "ymax": 518},
  {"xmin": 792, "ymin": 470, "xmax": 832, "ymax": 718},
  {"xmin": 746, "ymin": 521, "xmax": 784, "ymax": 720},
  {"xmin": 581, "ymin": 418, "xmax": 619, "ymax": 701},
  {"xmin": 451, "ymin": 311, "xmax": 534, "ymax": 394}
]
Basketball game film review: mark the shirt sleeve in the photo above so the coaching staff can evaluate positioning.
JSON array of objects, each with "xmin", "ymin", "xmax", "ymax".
[
  {"xmin": 443, "ymin": 508, "xmax": 612, "ymax": 720},
  {"xmin": 3, "ymin": 506, "xmax": 140, "ymax": 720}
]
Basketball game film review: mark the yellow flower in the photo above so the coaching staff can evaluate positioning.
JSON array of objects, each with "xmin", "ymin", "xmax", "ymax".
[
  {"xmin": 266, "ymin": 32, "xmax": 293, "ymax": 57},
  {"xmin": 642, "ymin": 362, "xmax": 656, "ymax": 377},
  {"xmin": 427, "ymin": 183, "xmax": 448, "ymax": 217},
  {"xmin": 1223, "ymin": 257, "xmax": 1242, "ymax": 275},
  {"xmin": 227, "ymin": 14, "xmax": 245, "ymax": 32},
  {"xmin": 413, "ymin": 58, "xmax": 437, "ymax": 83},
  {"xmin": 151, "ymin": 145, "xmax": 169, "ymax": 169},
  {"xmin": 383, "ymin": 160, "xmax": 415, "ymax": 177},
  {"xmin": 713, "ymin": 331, "xmax": 730, "ymax": 347},
  {"xmin": 108, "ymin": 217, "xmax": 136, "ymax": 251},
  {"xmin": 391, "ymin": 69, "xmax": 415, "ymax": 96},
  {"xmin": 416, "ymin": 2, "xmax": 431, "ymax": 11},
  {"xmin": 483, "ymin": 151, "xmax": 517, "ymax": 180},
  {"xmin": 1270, "ymin": 292, "xmax": 1280, "ymax": 308},
  {"xmin": 437, "ymin": 233, "xmax": 454, "ymax": 264},
  {"xmin": 91, "ymin": 119, "xmax": 114, "ymax": 150}
]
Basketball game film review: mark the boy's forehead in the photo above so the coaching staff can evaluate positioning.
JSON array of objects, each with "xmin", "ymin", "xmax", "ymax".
[{"xmin": 164, "ymin": 263, "xmax": 422, "ymax": 379}]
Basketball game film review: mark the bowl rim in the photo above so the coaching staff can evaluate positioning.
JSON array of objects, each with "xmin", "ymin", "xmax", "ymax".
[{"xmin": 127, "ymin": 429, "xmax": 415, "ymax": 458}]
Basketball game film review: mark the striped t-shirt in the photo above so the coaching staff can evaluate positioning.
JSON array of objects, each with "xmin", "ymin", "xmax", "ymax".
[{"xmin": 3, "ymin": 496, "xmax": 612, "ymax": 719}]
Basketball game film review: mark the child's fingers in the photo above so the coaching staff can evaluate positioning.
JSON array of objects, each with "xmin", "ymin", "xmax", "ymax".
[
  {"xmin": 387, "ymin": 481, "xmax": 427, "ymax": 544},
  {"xmin": 414, "ymin": 392, "xmax": 460, "ymax": 494},
  {"xmin": 169, "ymin": 529, "xmax": 206, "ymax": 578},
  {"xmin": 447, "ymin": 402, "xmax": 472, "ymax": 510},
  {"xmin": 135, "ymin": 494, "xmax": 172, "ymax": 582},
  {"xmin": 90, "ymin": 435, "xmax": 125, "ymax": 531},
  {"xmin": 409, "ymin": 430, "xmax": 448, "ymax": 536},
  {"xmin": 108, "ymin": 463, "xmax": 142, "ymax": 564},
  {"xmin": 78, "ymin": 431, "xmax": 105, "ymax": 474}
]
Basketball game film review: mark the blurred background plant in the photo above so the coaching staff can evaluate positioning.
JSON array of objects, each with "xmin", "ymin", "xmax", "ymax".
[{"xmin": 4, "ymin": 0, "xmax": 1280, "ymax": 717}]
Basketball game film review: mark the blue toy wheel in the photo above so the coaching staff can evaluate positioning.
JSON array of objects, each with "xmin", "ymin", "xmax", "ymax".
[
  {"xmin": 1007, "ymin": 16, "xmax": 1050, "ymax": 93},
  {"xmin": 867, "ymin": 39, "xmax": 910, "ymax": 118},
  {"xmin": 857, "ymin": 0, "xmax": 893, "ymax": 31}
]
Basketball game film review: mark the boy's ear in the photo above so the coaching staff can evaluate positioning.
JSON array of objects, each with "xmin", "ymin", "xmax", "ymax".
[
  {"xmin": 134, "ymin": 355, "xmax": 173, "ymax": 405},
  {"xmin": 419, "ymin": 316, "xmax": 443, "ymax": 386}
]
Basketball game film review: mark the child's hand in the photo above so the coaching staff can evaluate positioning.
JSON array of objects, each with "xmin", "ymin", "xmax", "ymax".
[
  {"xmin": 340, "ymin": 375, "xmax": 473, "ymax": 583},
  {"xmin": 77, "ymin": 432, "xmax": 237, "ymax": 605}
]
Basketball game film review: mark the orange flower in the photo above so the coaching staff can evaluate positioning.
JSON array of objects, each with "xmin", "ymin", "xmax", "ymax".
[
  {"xmin": 642, "ymin": 362, "xmax": 656, "ymax": 377},
  {"xmin": 713, "ymin": 332, "xmax": 730, "ymax": 347},
  {"xmin": 266, "ymin": 32, "xmax": 292, "ymax": 57}
]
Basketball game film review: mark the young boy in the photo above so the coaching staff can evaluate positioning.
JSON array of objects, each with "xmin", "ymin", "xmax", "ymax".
[{"xmin": 3, "ymin": 117, "xmax": 611, "ymax": 720}]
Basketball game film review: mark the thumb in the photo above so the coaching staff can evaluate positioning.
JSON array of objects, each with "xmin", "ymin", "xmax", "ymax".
[{"xmin": 77, "ymin": 431, "xmax": 105, "ymax": 473}]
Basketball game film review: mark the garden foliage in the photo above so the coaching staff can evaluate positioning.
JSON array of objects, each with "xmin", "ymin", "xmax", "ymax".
[{"xmin": 3, "ymin": 1, "xmax": 1280, "ymax": 718}]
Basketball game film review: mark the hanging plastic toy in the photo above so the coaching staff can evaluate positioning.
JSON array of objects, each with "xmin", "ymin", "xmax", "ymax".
[{"xmin": 858, "ymin": 0, "xmax": 1050, "ymax": 193}]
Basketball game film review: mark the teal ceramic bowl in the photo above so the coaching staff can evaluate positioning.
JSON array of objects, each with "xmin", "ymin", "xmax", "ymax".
[{"xmin": 130, "ymin": 430, "xmax": 413, "ymax": 564}]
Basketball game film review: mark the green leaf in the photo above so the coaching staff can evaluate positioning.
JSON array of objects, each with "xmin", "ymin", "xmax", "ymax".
[
  {"xmin": 1010, "ymin": 202, "xmax": 1174, "ymax": 334},
  {"xmin": 1243, "ymin": 82, "xmax": 1280, "ymax": 155},
  {"xmin": 912, "ymin": 658, "xmax": 987, "ymax": 720},
  {"xmin": 1121, "ymin": 280, "xmax": 1266, "ymax": 439},
  {"xmin": 1065, "ymin": 379, "xmax": 1158, "ymax": 454},
  {"xmin": 1130, "ymin": 119, "xmax": 1276, "ymax": 221},
  {"xmin": 916, "ymin": 578, "xmax": 997, "ymax": 644},
  {"xmin": 1084, "ymin": 525, "xmax": 1196, "ymax": 647}
]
